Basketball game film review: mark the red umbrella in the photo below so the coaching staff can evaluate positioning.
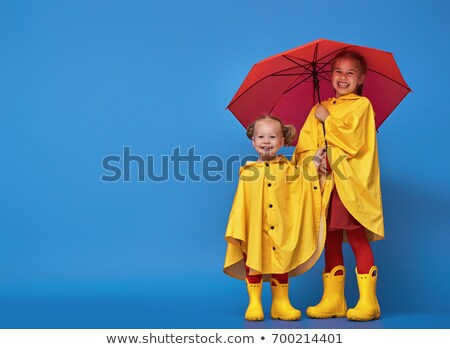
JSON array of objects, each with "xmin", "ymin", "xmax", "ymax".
[{"xmin": 227, "ymin": 38, "xmax": 411, "ymax": 144}]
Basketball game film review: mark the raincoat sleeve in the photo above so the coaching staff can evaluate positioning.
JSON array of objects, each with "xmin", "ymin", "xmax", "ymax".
[
  {"xmin": 324, "ymin": 97, "xmax": 371, "ymax": 159},
  {"xmin": 292, "ymin": 104, "xmax": 326, "ymax": 166}
]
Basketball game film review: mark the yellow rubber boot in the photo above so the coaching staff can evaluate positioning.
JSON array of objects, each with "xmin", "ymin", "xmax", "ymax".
[
  {"xmin": 270, "ymin": 278, "xmax": 301, "ymax": 321},
  {"xmin": 347, "ymin": 266, "xmax": 380, "ymax": 321},
  {"xmin": 306, "ymin": 265, "xmax": 347, "ymax": 318},
  {"xmin": 245, "ymin": 279, "xmax": 264, "ymax": 321}
]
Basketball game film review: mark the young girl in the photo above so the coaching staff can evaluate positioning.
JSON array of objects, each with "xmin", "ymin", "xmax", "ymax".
[
  {"xmin": 223, "ymin": 115, "xmax": 326, "ymax": 321},
  {"xmin": 292, "ymin": 51, "xmax": 384, "ymax": 321}
]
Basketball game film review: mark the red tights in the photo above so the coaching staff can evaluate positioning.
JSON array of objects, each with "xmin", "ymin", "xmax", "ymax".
[
  {"xmin": 245, "ymin": 264, "xmax": 288, "ymax": 285},
  {"xmin": 325, "ymin": 226, "xmax": 374, "ymax": 274},
  {"xmin": 243, "ymin": 254, "xmax": 288, "ymax": 285}
]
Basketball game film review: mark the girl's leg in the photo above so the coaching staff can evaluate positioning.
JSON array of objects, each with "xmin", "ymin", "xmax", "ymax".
[
  {"xmin": 243, "ymin": 254, "xmax": 264, "ymax": 321},
  {"xmin": 270, "ymin": 274, "xmax": 301, "ymax": 320},
  {"xmin": 244, "ymin": 253, "xmax": 263, "ymax": 283},
  {"xmin": 271, "ymin": 273, "xmax": 288, "ymax": 285},
  {"xmin": 305, "ymin": 229, "xmax": 347, "ymax": 318},
  {"xmin": 346, "ymin": 227, "xmax": 380, "ymax": 321},
  {"xmin": 325, "ymin": 229, "xmax": 344, "ymax": 274},
  {"xmin": 346, "ymin": 227, "xmax": 374, "ymax": 274}
]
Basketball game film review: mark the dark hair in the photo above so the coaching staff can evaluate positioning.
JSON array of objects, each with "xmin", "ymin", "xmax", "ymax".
[
  {"xmin": 246, "ymin": 114, "xmax": 297, "ymax": 146},
  {"xmin": 331, "ymin": 51, "xmax": 367, "ymax": 95}
]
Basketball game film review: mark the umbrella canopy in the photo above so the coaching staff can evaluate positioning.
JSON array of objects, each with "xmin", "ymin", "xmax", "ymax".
[{"xmin": 227, "ymin": 38, "xmax": 412, "ymax": 144}]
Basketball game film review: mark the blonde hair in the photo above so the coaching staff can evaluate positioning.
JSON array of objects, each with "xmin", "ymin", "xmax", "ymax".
[{"xmin": 246, "ymin": 114, "xmax": 297, "ymax": 146}]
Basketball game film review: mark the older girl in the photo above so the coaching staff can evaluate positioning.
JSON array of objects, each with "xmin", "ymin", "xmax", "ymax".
[{"xmin": 293, "ymin": 51, "xmax": 383, "ymax": 321}]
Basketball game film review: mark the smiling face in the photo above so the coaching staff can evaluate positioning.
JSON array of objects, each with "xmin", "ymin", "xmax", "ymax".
[
  {"xmin": 331, "ymin": 57, "xmax": 365, "ymax": 98},
  {"xmin": 251, "ymin": 118, "xmax": 285, "ymax": 161}
]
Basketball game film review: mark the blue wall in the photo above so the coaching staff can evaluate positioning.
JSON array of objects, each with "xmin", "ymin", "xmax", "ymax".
[{"xmin": 0, "ymin": 0, "xmax": 449, "ymax": 328}]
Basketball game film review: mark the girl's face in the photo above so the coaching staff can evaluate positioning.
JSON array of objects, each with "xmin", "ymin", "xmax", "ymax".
[
  {"xmin": 252, "ymin": 119, "xmax": 285, "ymax": 160},
  {"xmin": 331, "ymin": 58, "xmax": 365, "ymax": 98}
]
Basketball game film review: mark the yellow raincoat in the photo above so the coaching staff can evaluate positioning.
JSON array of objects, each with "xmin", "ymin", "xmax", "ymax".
[
  {"xmin": 292, "ymin": 94, "xmax": 384, "ymax": 242},
  {"xmin": 223, "ymin": 155, "xmax": 326, "ymax": 281}
]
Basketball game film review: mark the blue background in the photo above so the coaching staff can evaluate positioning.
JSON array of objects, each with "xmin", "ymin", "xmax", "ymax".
[{"xmin": 0, "ymin": 0, "xmax": 449, "ymax": 329}]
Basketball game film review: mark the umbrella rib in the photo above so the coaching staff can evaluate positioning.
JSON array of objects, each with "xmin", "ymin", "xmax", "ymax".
[
  {"xmin": 264, "ymin": 60, "xmax": 313, "ymax": 78},
  {"xmin": 227, "ymin": 72, "xmax": 299, "ymax": 110},
  {"xmin": 228, "ymin": 65, "xmax": 332, "ymax": 110},
  {"xmin": 282, "ymin": 55, "xmax": 314, "ymax": 68},
  {"xmin": 272, "ymin": 72, "xmax": 312, "ymax": 77},
  {"xmin": 227, "ymin": 59, "xmax": 314, "ymax": 109},
  {"xmin": 271, "ymin": 58, "xmax": 331, "ymax": 81},
  {"xmin": 230, "ymin": 55, "xmax": 320, "ymax": 106},
  {"xmin": 283, "ymin": 75, "xmax": 312, "ymax": 94},
  {"xmin": 281, "ymin": 55, "xmax": 323, "ymax": 77},
  {"xmin": 267, "ymin": 74, "xmax": 313, "ymax": 115},
  {"xmin": 366, "ymin": 68, "xmax": 412, "ymax": 91},
  {"xmin": 273, "ymin": 69, "xmax": 331, "ymax": 99}
]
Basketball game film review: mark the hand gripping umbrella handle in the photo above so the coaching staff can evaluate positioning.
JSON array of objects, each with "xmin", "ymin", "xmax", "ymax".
[{"xmin": 322, "ymin": 122, "xmax": 328, "ymax": 151}]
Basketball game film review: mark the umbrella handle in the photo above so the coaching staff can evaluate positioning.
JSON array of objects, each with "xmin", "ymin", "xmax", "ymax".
[{"xmin": 321, "ymin": 121, "xmax": 328, "ymax": 149}]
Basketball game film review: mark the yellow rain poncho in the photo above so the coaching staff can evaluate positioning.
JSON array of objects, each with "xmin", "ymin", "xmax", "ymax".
[
  {"xmin": 223, "ymin": 155, "xmax": 325, "ymax": 281},
  {"xmin": 292, "ymin": 94, "xmax": 384, "ymax": 242}
]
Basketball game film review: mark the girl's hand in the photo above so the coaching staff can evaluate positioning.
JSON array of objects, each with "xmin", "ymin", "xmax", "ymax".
[
  {"xmin": 312, "ymin": 147, "xmax": 326, "ymax": 171},
  {"xmin": 312, "ymin": 147, "xmax": 328, "ymax": 191},
  {"xmin": 315, "ymin": 105, "xmax": 330, "ymax": 123},
  {"xmin": 318, "ymin": 159, "xmax": 329, "ymax": 175}
]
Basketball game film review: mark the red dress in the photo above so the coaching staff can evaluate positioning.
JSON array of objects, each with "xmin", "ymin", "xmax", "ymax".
[
  {"xmin": 324, "ymin": 153, "xmax": 362, "ymax": 231},
  {"xmin": 327, "ymin": 189, "xmax": 362, "ymax": 230}
]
